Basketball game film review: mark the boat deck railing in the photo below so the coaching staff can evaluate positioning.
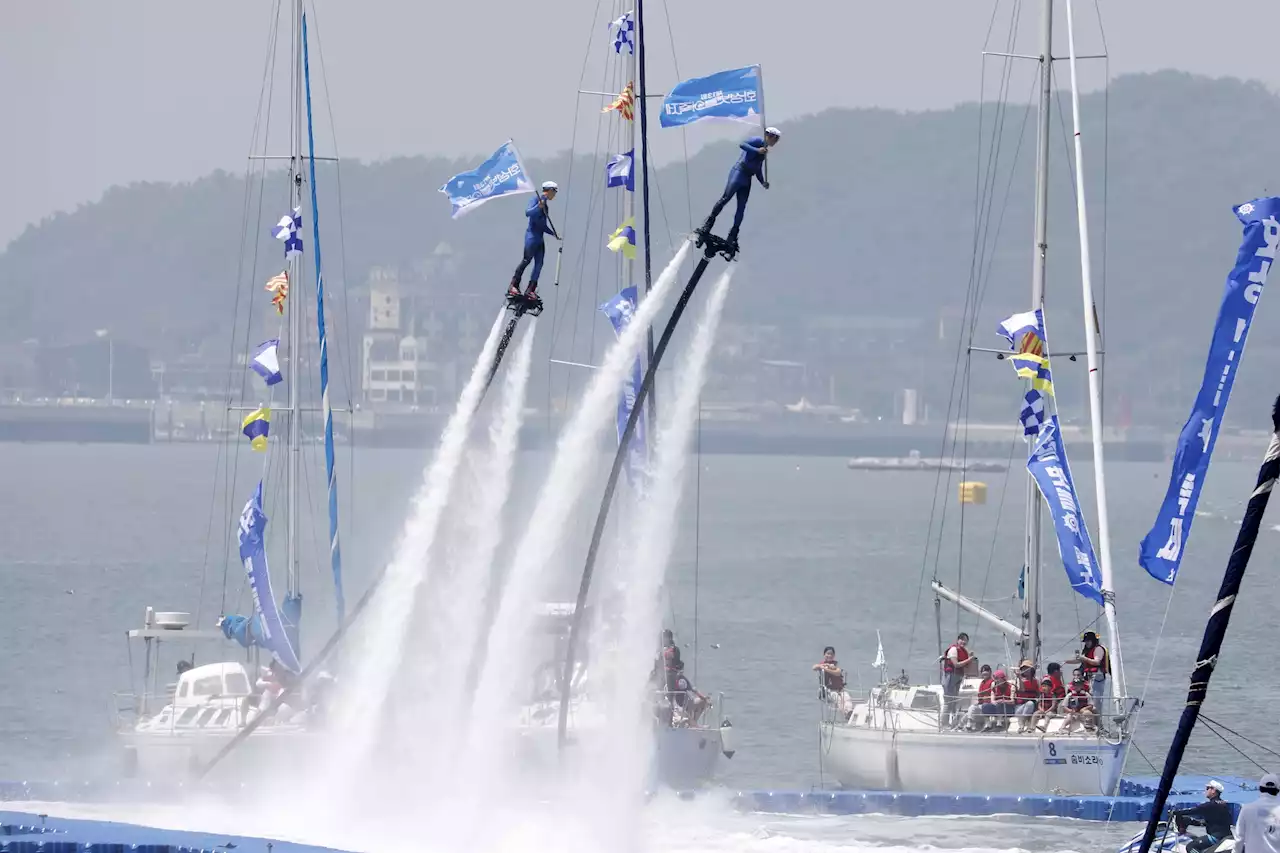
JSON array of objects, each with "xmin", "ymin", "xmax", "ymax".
[{"xmin": 818, "ymin": 686, "xmax": 1138, "ymax": 741}]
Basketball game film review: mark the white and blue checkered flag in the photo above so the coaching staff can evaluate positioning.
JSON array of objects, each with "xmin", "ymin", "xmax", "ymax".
[
  {"xmin": 1020, "ymin": 389, "xmax": 1046, "ymax": 436},
  {"xmin": 611, "ymin": 10, "xmax": 635, "ymax": 55},
  {"xmin": 272, "ymin": 206, "xmax": 303, "ymax": 257}
]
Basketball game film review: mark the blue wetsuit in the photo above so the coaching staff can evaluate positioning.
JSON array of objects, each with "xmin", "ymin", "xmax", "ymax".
[
  {"xmin": 703, "ymin": 137, "xmax": 768, "ymax": 239},
  {"xmin": 513, "ymin": 193, "xmax": 557, "ymax": 287}
]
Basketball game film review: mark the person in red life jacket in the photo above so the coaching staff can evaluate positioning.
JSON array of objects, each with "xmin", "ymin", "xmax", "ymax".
[
  {"xmin": 1062, "ymin": 673, "xmax": 1096, "ymax": 732},
  {"xmin": 960, "ymin": 664, "xmax": 994, "ymax": 730},
  {"xmin": 975, "ymin": 668, "xmax": 1017, "ymax": 730},
  {"xmin": 1014, "ymin": 659, "xmax": 1039, "ymax": 718},
  {"xmin": 1066, "ymin": 630, "xmax": 1111, "ymax": 708},
  {"xmin": 1045, "ymin": 661, "xmax": 1067, "ymax": 702},
  {"xmin": 1027, "ymin": 674, "xmax": 1061, "ymax": 731},
  {"xmin": 940, "ymin": 632, "xmax": 978, "ymax": 727}
]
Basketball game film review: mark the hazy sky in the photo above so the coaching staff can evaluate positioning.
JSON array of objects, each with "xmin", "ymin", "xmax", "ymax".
[{"xmin": 3, "ymin": 1, "xmax": 1280, "ymax": 248}]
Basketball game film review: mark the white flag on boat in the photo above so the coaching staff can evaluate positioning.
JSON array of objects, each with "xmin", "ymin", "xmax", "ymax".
[
  {"xmin": 250, "ymin": 339, "xmax": 283, "ymax": 386},
  {"xmin": 872, "ymin": 630, "xmax": 885, "ymax": 669}
]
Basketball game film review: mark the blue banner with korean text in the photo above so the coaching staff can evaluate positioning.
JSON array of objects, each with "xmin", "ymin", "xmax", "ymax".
[
  {"xmin": 600, "ymin": 288, "xmax": 648, "ymax": 490},
  {"xmin": 1139, "ymin": 197, "xmax": 1280, "ymax": 584},
  {"xmin": 1027, "ymin": 416, "xmax": 1104, "ymax": 605},
  {"xmin": 659, "ymin": 65, "xmax": 762, "ymax": 129},
  {"xmin": 236, "ymin": 481, "xmax": 303, "ymax": 673}
]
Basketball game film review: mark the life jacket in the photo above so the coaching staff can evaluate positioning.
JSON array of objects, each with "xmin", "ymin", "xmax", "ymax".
[
  {"xmin": 1016, "ymin": 677, "xmax": 1039, "ymax": 702},
  {"xmin": 942, "ymin": 643, "xmax": 971, "ymax": 675},
  {"xmin": 976, "ymin": 677, "xmax": 994, "ymax": 703},
  {"xmin": 1037, "ymin": 680, "xmax": 1058, "ymax": 712},
  {"xmin": 821, "ymin": 661, "xmax": 845, "ymax": 692},
  {"xmin": 1049, "ymin": 674, "xmax": 1067, "ymax": 701},
  {"xmin": 1081, "ymin": 643, "xmax": 1111, "ymax": 677},
  {"xmin": 1066, "ymin": 685, "xmax": 1092, "ymax": 711},
  {"xmin": 990, "ymin": 680, "xmax": 1014, "ymax": 702}
]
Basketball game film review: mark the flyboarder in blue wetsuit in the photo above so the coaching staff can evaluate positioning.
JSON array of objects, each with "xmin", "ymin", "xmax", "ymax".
[
  {"xmin": 697, "ymin": 126, "xmax": 780, "ymax": 250},
  {"xmin": 509, "ymin": 180, "xmax": 560, "ymax": 300}
]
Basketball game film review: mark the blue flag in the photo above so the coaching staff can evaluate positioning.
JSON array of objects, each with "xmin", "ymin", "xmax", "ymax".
[
  {"xmin": 600, "ymin": 288, "xmax": 647, "ymax": 489},
  {"xmin": 659, "ymin": 65, "xmax": 763, "ymax": 129},
  {"xmin": 1027, "ymin": 416, "xmax": 1104, "ymax": 606},
  {"xmin": 236, "ymin": 482, "xmax": 302, "ymax": 673},
  {"xmin": 438, "ymin": 140, "xmax": 534, "ymax": 219},
  {"xmin": 606, "ymin": 149, "xmax": 635, "ymax": 191},
  {"xmin": 1139, "ymin": 197, "xmax": 1280, "ymax": 584}
]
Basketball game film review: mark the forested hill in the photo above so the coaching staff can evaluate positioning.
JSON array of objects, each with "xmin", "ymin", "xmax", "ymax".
[{"xmin": 5, "ymin": 70, "xmax": 1280, "ymax": 425}]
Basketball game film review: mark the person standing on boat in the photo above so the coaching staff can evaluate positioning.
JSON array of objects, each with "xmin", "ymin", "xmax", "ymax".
[
  {"xmin": 1066, "ymin": 630, "xmax": 1110, "ymax": 707},
  {"xmin": 1235, "ymin": 773, "xmax": 1280, "ymax": 853},
  {"xmin": 1171, "ymin": 780, "xmax": 1234, "ymax": 853},
  {"xmin": 697, "ymin": 127, "xmax": 781, "ymax": 249},
  {"xmin": 940, "ymin": 632, "xmax": 977, "ymax": 726},
  {"xmin": 508, "ymin": 181, "xmax": 560, "ymax": 300}
]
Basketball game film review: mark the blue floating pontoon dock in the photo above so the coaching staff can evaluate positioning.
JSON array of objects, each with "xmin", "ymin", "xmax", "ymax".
[
  {"xmin": 728, "ymin": 775, "xmax": 1260, "ymax": 822},
  {"xmin": 0, "ymin": 775, "xmax": 1261, "ymax": 850}
]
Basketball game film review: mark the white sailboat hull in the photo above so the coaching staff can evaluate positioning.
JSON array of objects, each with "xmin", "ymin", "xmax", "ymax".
[
  {"xmin": 822, "ymin": 722, "xmax": 1126, "ymax": 795},
  {"xmin": 120, "ymin": 727, "xmax": 316, "ymax": 779}
]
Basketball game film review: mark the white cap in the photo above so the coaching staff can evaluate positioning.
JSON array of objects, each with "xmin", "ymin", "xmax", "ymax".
[
  {"xmin": 1207, "ymin": 780, "xmax": 1225, "ymax": 793},
  {"xmin": 765, "ymin": 126, "xmax": 781, "ymax": 137},
  {"xmin": 541, "ymin": 180, "xmax": 559, "ymax": 191},
  {"xmin": 1261, "ymin": 774, "xmax": 1280, "ymax": 793}
]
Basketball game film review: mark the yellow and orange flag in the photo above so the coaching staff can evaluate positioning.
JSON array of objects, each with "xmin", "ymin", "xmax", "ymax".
[
  {"xmin": 603, "ymin": 82, "xmax": 635, "ymax": 121},
  {"xmin": 265, "ymin": 270, "xmax": 289, "ymax": 315}
]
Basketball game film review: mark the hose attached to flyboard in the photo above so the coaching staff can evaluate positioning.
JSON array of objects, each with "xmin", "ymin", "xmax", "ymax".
[{"xmin": 556, "ymin": 249, "xmax": 716, "ymax": 753}]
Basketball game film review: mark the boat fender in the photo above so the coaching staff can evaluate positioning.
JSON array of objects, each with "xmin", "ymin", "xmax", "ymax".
[{"xmin": 720, "ymin": 718, "xmax": 737, "ymax": 758}]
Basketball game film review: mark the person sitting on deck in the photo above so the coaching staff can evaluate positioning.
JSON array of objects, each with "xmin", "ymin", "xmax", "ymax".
[
  {"xmin": 1172, "ymin": 780, "xmax": 1234, "ymax": 853},
  {"xmin": 959, "ymin": 664, "xmax": 993, "ymax": 730},
  {"xmin": 666, "ymin": 660, "xmax": 709, "ymax": 727},
  {"xmin": 1026, "ymin": 674, "xmax": 1061, "ymax": 732},
  {"xmin": 1014, "ymin": 660, "xmax": 1040, "ymax": 718},
  {"xmin": 1061, "ymin": 674, "xmax": 1096, "ymax": 732},
  {"xmin": 974, "ymin": 668, "xmax": 1017, "ymax": 730}
]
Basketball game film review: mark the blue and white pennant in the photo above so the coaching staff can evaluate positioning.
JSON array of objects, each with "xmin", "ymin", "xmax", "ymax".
[
  {"xmin": 271, "ymin": 207, "xmax": 303, "ymax": 257},
  {"xmin": 611, "ymin": 10, "xmax": 635, "ymax": 55}
]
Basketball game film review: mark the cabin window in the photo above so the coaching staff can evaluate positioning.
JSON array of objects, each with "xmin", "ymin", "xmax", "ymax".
[
  {"xmin": 197, "ymin": 708, "xmax": 219, "ymax": 727},
  {"xmin": 193, "ymin": 675, "xmax": 222, "ymax": 697},
  {"xmin": 178, "ymin": 682, "xmax": 189, "ymax": 699},
  {"xmin": 177, "ymin": 707, "xmax": 201, "ymax": 726},
  {"xmin": 215, "ymin": 709, "xmax": 233, "ymax": 726},
  {"xmin": 910, "ymin": 690, "xmax": 941, "ymax": 711},
  {"xmin": 224, "ymin": 672, "xmax": 250, "ymax": 696}
]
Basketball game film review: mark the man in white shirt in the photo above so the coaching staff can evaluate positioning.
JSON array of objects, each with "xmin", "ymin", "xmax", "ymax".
[{"xmin": 1235, "ymin": 773, "xmax": 1280, "ymax": 853}]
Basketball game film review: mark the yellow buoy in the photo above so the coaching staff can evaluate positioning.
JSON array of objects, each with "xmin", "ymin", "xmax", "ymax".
[{"xmin": 959, "ymin": 481, "xmax": 988, "ymax": 505}]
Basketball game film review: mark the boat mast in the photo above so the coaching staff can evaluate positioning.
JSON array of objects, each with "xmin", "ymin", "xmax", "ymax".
[
  {"xmin": 1022, "ymin": 0, "xmax": 1053, "ymax": 665},
  {"xmin": 636, "ymin": 0, "xmax": 656, "ymax": 427},
  {"xmin": 286, "ymin": 0, "xmax": 304, "ymax": 598},
  {"xmin": 1063, "ymin": 0, "xmax": 1125, "ymax": 702}
]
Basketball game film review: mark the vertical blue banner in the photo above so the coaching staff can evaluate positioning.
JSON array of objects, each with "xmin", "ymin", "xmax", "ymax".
[
  {"xmin": 1027, "ymin": 416, "xmax": 1104, "ymax": 605},
  {"xmin": 237, "ymin": 482, "xmax": 303, "ymax": 673},
  {"xmin": 600, "ymin": 288, "xmax": 648, "ymax": 489},
  {"xmin": 1139, "ymin": 197, "xmax": 1280, "ymax": 584}
]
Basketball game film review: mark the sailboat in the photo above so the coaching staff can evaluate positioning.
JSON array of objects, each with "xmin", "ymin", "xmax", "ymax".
[
  {"xmin": 511, "ymin": 0, "xmax": 737, "ymax": 788},
  {"xmin": 113, "ymin": 0, "xmax": 346, "ymax": 779},
  {"xmin": 820, "ymin": 0, "xmax": 1135, "ymax": 796}
]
